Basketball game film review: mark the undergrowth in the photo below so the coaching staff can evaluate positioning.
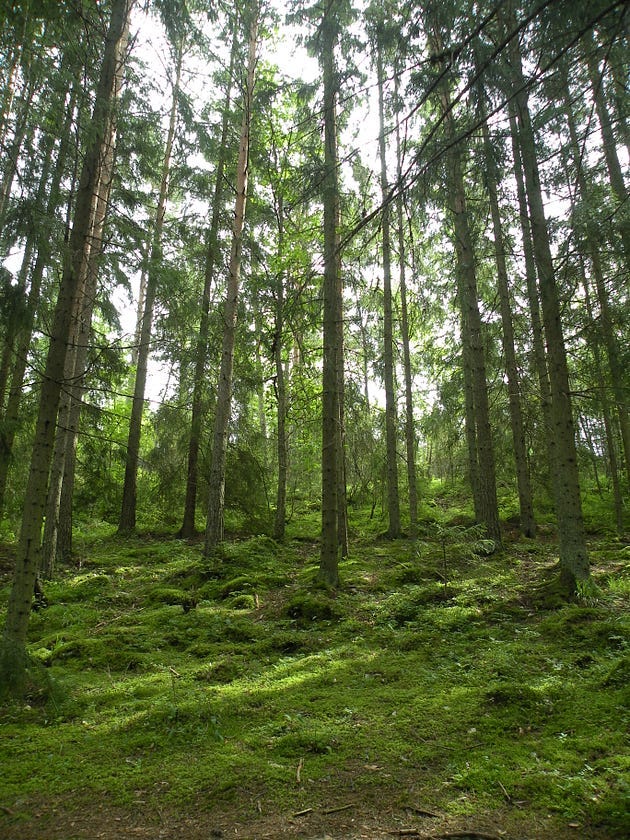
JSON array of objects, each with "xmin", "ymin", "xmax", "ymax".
[{"xmin": 0, "ymin": 521, "xmax": 628, "ymax": 837}]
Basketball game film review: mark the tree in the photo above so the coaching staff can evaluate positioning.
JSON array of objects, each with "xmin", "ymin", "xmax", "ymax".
[
  {"xmin": 475, "ymin": 67, "xmax": 535, "ymax": 538},
  {"xmin": 204, "ymin": 3, "xmax": 260, "ymax": 552},
  {"xmin": 0, "ymin": 0, "xmax": 134, "ymax": 698},
  {"xmin": 502, "ymin": 0, "xmax": 589, "ymax": 593},
  {"xmin": 119, "ymin": 35, "xmax": 183, "ymax": 534},
  {"xmin": 424, "ymin": 9, "xmax": 501, "ymax": 544},
  {"xmin": 317, "ymin": 3, "xmax": 343, "ymax": 586},
  {"xmin": 180, "ymin": 12, "xmax": 239, "ymax": 539},
  {"xmin": 374, "ymin": 20, "xmax": 401, "ymax": 539}
]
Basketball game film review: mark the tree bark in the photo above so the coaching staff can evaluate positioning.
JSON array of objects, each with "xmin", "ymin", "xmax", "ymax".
[
  {"xmin": 376, "ymin": 38, "xmax": 401, "ymax": 539},
  {"xmin": 561, "ymin": 66, "xmax": 630, "ymax": 489},
  {"xmin": 0, "ymin": 0, "xmax": 133, "ymax": 695},
  {"xmin": 180, "ymin": 16, "xmax": 238, "ymax": 539},
  {"xmin": 429, "ymin": 30, "xmax": 501, "ymax": 544},
  {"xmin": 583, "ymin": 29, "xmax": 630, "ymax": 268},
  {"xmin": 0, "ymin": 82, "xmax": 77, "ymax": 517},
  {"xmin": 394, "ymin": 74, "xmax": 418, "ymax": 539},
  {"xmin": 41, "ymin": 83, "xmax": 118, "ymax": 577},
  {"xmin": 506, "ymin": 8, "xmax": 589, "ymax": 592},
  {"xmin": 478, "ymin": 79, "xmax": 535, "ymax": 538},
  {"xmin": 119, "ymin": 38, "xmax": 182, "ymax": 534},
  {"xmin": 204, "ymin": 8, "xmax": 258, "ymax": 552},
  {"xmin": 273, "ymin": 194, "xmax": 288, "ymax": 541},
  {"xmin": 318, "ymin": 12, "xmax": 341, "ymax": 587},
  {"xmin": 507, "ymin": 105, "xmax": 555, "ymax": 490}
]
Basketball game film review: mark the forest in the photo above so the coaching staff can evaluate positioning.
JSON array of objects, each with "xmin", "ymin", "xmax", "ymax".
[{"xmin": 0, "ymin": 0, "xmax": 628, "ymax": 837}]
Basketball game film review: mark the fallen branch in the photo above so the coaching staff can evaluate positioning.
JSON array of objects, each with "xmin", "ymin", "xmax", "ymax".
[
  {"xmin": 292, "ymin": 808, "xmax": 313, "ymax": 817},
  {"xmin": 322, "ymin": 804, "xmax": 353, "ymax": 815}
]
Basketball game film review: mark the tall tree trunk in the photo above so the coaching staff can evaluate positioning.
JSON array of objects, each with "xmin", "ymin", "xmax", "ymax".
[
  {"xmin": 0, "ymin": 0, "xmax": 133, "ymax": 696},
  {"xmin": 318, "ymin": 12, "xmax": 341, "ymax": 587},
  {"xmin": 0, "ymin": 70, "xmax": 37, "ymax": 228},
  {"xmin": 119, "ymin": 39, "xmax": 182, "ymax": 534},
  {"xmin": 376, "ymin": 38, "xmax": 401, "ymax": 539},
  {"xmin": 180, "ymin": 16, "xmax": 238, "ymax": 539},
  {"xmin": 273, "ymin": 194, "xmax": 288, "ymax": 541},
  {"xmin": 478, "ymin": 79, "xmax": 535, "ymax": 538},
  {"xmin": 394, "ymin": 75, "xmax": 418, "ymax": 538},
  {"xmin": 41, "ymin": 82, "xmax": 118, "ymax": 577},
  {"xmin": 429, "ymin": 31, "xmax": 501, "ymax": 544},
  {"xmin": 204, "ymin": 8, "xmax": 258, "ymax": 552},
  {"xmin": 507, "ymin": 105, "xmax": 555, "ymax": 491},
  {"xmin": 561, "ymin": 67, "xmax": 630, "ymax": 488},
  {"xmin": 506, "ymin": 6, "xmax": 589, "ymax": 592},
  {"xmin": 581, "ymin": 262, "xmax": 624, "ymax": 533},
  {"xmin": 0, "ymin": 83, "xmax": 77, "ymax": 517},
  {"xmin": 583, "ymin": 29, "xmax": 630, "ymax": 268}
]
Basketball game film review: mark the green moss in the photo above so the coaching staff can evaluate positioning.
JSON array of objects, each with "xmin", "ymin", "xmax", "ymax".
[
  {"xmin": 284, "ymin": 592, "xmax": 341, "ymax": 624},
  {"xmin": 0, "ymin": 518, "xmax": 627, "ymax": 837}
]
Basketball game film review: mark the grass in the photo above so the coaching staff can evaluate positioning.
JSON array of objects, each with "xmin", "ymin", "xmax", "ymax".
[{"xmin": 0, "ymin": 517, "xmax": 629, "ymax": 838}]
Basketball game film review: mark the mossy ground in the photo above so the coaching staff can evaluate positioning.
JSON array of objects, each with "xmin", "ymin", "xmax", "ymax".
[{"xmin": 0, "ymin": 517, "xmax": 628, "ymax": 839}]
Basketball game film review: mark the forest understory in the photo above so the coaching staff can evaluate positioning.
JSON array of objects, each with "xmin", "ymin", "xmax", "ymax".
[{"xmin": 0, "ymin": 504, "xmax": 628, "ymax": 840}]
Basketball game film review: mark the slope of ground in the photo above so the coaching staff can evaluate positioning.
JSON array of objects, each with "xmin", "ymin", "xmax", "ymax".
[{"xmin": 1, "ymin": 519, "xmax": 628, "ymax": 839}]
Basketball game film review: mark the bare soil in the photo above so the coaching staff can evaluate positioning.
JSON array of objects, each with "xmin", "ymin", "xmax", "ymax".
[{"xmin": 1, "ymin": 788, "xmax": 618, "ymax": 839}]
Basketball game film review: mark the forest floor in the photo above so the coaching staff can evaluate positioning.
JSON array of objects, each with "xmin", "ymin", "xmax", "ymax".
[{"xmin": 0, "ymin": 508, "xmax": 629, "ymax": 840}]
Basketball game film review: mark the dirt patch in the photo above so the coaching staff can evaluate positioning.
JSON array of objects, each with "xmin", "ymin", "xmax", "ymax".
[{"xmin": 1, "ymin": 793, "xmax": 616, "ymax": 840}]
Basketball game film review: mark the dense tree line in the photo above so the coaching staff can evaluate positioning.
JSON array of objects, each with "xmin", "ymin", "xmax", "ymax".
[{"xmin": 0, "ymin": 0, "xmax": 627, "ymax": 693}]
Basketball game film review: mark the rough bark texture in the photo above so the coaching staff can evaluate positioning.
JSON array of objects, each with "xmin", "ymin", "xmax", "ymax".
[
  {"xmin": 204, "ymin": 11, "xmax": 258, "ymax": 553},
  {"xmin": 583, "ymin": 29, "xmax": 630, "ymax": 268},
  {"xmin": 1, "ymin": 0, "xmax": 133, "ymax": 693},
  {"xmin": 507, "ymin": 12, "xmax": 589, "ymax": 591},
  {"xmin": 273, "ymin": 196, "xmax": 288, "ymax": 541},
  {"xmin": 318, "ymin": 13, "xmax": 341, "ymax": 587},
  {"xmin": 507, "ymin": 105, "xmax": 555, "ymax": 485},
  {"xmin": 562, "ymin": 72, "xmax": 630, "ymax": 489},
  {"xmin": 0, "ymin": 84, "xmax": 76, "ymax": 516},
  {"xmin": 430, "ymin": 31, "xmax": 501, "ymax": 544},
  {"xmin": 394, "ymin": 75, "xmax": 418, "ymax": 538},
  {"xmin": 119, "ymin": 41, "xmax": 182, "ymax": 534},
  {"xmin": 181, "ymin": 17, "xmax": 238, "ymax": 539},
  {"xmin": 376, "ymin": 40, "xmax": 401, "ymax": 539},
  {"xmin": 478, "ymin": 85, "xmax": 535, "ymax": 538},
  {"xmin": 41, "ymin": 99, "xmax": 117, "ymax": 577}
]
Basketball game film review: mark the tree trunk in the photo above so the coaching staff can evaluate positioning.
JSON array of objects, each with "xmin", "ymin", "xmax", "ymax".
[
  {"xmin": 273, "ymin": 194, "xmax": 288, "ymax": 541},
  {"xmin": 0, "ymin": 70, "xmax": 37, "ymax": 227},
  {"xmin": 581, "ymin": 264, "xmax": 624, "ymax": 534},
  {"xmin": 119, "ymin": 39, "xmax": 182, "ymax": 534},
  {"xmin": 430, "ymin": 35, "xmax": 501, "ymax": 544},
  {"xmin": 41, "ymin": 82, "xmax": 118, "ymax": 577},
  {"xmin": 394, "ymin": 75, "xmax": 418, "ymax": 539},
  {"xmin": 376, "ymin": 39, "xmax": 401, "ymax": 539},
  {"xmin": 561, "ymin": 68, "xmax": 630, "ymax": 488},
  {"xmin": 0, "ymin": 82, "xmax": 77, "ymax": 517},
  {"xmin": 583, "ymin": 29, "xmax": 630, "ymax": 268},
  {"xmin": 478, "ymin": 80, "xmax": 535, "ymax": 538},
  {"xmin": 180, "ymin": 15, "xmax": 238, "ymax": 539},
  {"xmin": 507, "ymin": 105, "xmax": 555, "ymax": 492},
  {"xmin": 204, "ymin": 8, "xmax": 258, "ymax": 552},
  {"xmin": 507, "ymin": 11, "xmax": 589, "ymax": 592},
  {"xmin": 318, "ymin": 12, "xmax": 341, "ymax": 587},
  {"xmin": 0, "ymin": 0, "xmax": 133, "ymax": 696}
]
